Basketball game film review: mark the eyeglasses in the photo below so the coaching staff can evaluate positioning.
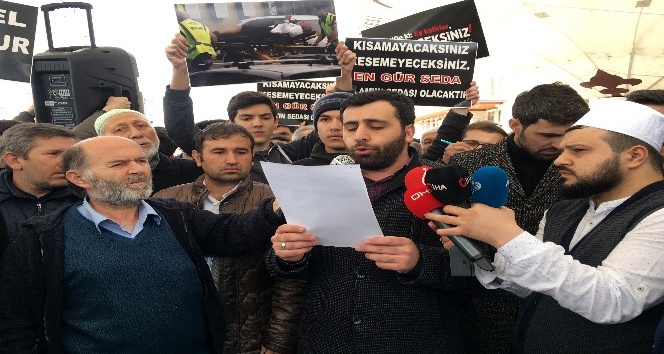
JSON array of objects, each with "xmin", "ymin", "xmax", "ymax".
[{"xmin": 461, "ymin": 139, "xmax": 487, "ymax": 148}]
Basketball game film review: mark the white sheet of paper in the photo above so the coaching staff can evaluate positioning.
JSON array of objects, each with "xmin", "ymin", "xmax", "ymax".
[{"xmin": 261, "ymin": 162, "xmax": 383, "ymax": 247}]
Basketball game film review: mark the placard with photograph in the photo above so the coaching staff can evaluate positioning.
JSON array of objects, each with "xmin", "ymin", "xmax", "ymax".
[{"xmin": 174, "ymin": 1, "xmax": 341, "ymax": 87}]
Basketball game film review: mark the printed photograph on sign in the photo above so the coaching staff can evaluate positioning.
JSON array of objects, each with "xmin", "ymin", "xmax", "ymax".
[{"xmin": 174, "ymin": 1, "xmax": 341, "ymax": 87}]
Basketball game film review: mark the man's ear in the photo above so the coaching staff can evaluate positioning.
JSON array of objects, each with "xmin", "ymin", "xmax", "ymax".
[
  {"xmin": 2, "ymin": 152, "xmax": 23, "ymax": 170},
  {"xmin": 191, "ymin": 150, "xmax": 203, "ymax": 167},
  {"xmin": 624, "ymin": 145, "xmax": 650, "ymax": 169},
  {"xmin": 404, "ymin": 124, "xmax": 415, "ymax": 144},
  {"xmin": 66, "ymin": 170, "xmax": 91, "ymax": 189},
  {"xmin": 508, "ymin": 118, "xmax": 522, "ymax": 135}
]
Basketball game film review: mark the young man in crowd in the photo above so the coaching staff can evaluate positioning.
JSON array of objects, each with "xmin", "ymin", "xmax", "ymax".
[
  {"xmin": 291, "ymin": 92, "xmax": 351, "ymax": 166},
  {"xmin": 154, "ymin": 123, "xmax": 305, "ymax": 354},
  {"xmin": 273, "ymin": 125, "xmax": 295, "ymax": 141},
  {"xmin": 445, "ymin": 82, "xmax": 589, "ymax": 354}
]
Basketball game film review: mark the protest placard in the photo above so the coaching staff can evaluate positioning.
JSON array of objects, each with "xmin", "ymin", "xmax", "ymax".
[
  {"xmin": 361, "ymin": 0, "xmax": 489, "ymax": 58},
  {"xmin": 346, "ymin": 38, "xmax": 477, "ymax": 106},
  {"xmin": 176, "ymin": 1, "xmax": 341, "ymax": 86},
  {"xmin": 0, "ymin": 0, "xmax": 38, "ymax": 82},
  {"xmin": 258, "ymin": 80, "xmax": 332, "ymax": 125}
]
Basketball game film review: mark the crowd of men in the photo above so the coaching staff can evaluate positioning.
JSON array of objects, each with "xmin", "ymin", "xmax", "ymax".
[{"xmin": 0, "ymin": 32, "xmax": 663, "ymax": 354}]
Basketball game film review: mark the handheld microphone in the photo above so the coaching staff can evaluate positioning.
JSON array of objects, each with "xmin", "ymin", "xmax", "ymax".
[
  {"xmin": 330, "ymin": 154, "xmax": 356, "ymax": 165},
  {"xmin": 424, "ymin": 165, "xmax": 472, "ymax": 206},
  {"xmin": 421, "ymin": 165, "xmax": 494, "ymax": 271},
  {"xmin": 404, "ymin": 185, "xmax": 444, "ymax": 219},
  {"xmin": 404, "ymin": 165, "xmax": 431, "ymax": 190},
  {"xmin": 404, "ymin": 184, "xmax": 492, "ymax": 268},
  {"xmin": 470, "ymin": 166, "xmax": 509, "ymax": 207}
]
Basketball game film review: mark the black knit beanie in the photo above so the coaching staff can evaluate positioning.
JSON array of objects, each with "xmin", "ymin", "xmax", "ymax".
[{"xmin": 312, "ymin": 92, "xmax": 353, "ymax": 128}]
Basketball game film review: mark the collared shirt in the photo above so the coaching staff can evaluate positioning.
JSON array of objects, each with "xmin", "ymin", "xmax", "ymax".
[
  {"xmin": 201, "ymin": 180, "xmax": 241, "ymax": 214},
  {"xmin": 364, "ymin": 159, "xmax": 412, "ymax": 203},
  {"xmin": 475, "ymin": 198, "xmax": 664, "ymax": 324},
  {"xmin": 77, "ymin": 199, "xmax": 161, "ymax": 239}
]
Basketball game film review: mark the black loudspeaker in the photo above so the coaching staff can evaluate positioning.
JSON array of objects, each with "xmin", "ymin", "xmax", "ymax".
[{"xmin": 31, "ymin": 2, "xmax": 142, "ymax": 127}]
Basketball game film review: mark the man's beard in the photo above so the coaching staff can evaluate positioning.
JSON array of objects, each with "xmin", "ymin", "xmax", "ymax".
[
  {"xmin": 349, "ymin": 131, "xmax": 407, "ymax": 171},
  {"xmin": 144, "ymin": 139, "xmax": 160, "ymax": 160},
  {"xmin": 85, "ymin": 171, "xmax": 153, "ymax": 206},
  {"xmin": 559, "ymin": 154, "xmax": 622, "ymax": 199}
]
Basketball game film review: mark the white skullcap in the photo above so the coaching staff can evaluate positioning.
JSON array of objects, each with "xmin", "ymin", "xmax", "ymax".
[
  {"xmin": 94, "ymin": 109, "xmax": 149, "ymax": 135},
  {"xmin": 574, "ymin": 99, "xmax": 664, "ymax": 150}
]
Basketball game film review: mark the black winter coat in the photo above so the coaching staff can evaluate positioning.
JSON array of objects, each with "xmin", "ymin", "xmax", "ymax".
[
  {"xmin": 0, "ymin": 169, "xmax": 84, "ymax": 260},
  {"xmin": 267, "ymin": 152, "xmax": 466, "ymax": 354}
]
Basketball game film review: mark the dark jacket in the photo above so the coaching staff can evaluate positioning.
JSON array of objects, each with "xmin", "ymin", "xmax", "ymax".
[
  {"xmin": 267, "ymin": 151, "xmax": 465, "ymax": 354},
  {"xmin": 655, "ymin": 315, "xmax": 664, "ymax": 354},
  {"xmin": 448, "ymin": 138, "xmax": 563, "ymax": 354},
  {"xmin": 0, "ymin": 197, "xmax": 285, "ymax": 354},
  {"xmin": 0, "ymin": 169, "xmax": 84, "ymax": 259},
  {"xmin": 291, "ymin": 142, "xmax": 343, "ymax": 166},
  {"xmin": 151, "ymin": 152, "xmax": 202, "ymax": 194},
  {"xmin": 162, "ymin": 87, "xmax": 319, "ymax": 184},
  {"xmin": 154, "ymin": 175, "xmax": 306, "ymax": 354}
]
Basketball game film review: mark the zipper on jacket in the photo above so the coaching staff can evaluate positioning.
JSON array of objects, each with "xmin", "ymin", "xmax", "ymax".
[{"xmin": 37, "ymin": 202, "xmax": 43, "ymax": 215}]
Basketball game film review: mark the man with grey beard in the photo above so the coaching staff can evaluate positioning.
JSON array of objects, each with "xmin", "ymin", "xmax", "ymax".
[
  {"xmin": 94, "ymin": 109, "xmax": 202, "ymax": 194},
  {"xmin": 0, "ymin": 136, "xmax": 286, "ymax": 354}
]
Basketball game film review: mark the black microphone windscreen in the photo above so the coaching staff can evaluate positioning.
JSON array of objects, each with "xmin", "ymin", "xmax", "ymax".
[{"xmin": 424, "ymin": 165, "xmax": 471, "ymax": 205}]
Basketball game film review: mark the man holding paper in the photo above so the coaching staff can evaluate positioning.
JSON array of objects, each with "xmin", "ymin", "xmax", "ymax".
[{"xmin": 266, "ymin": 90, "xmax": 464, "ymax": 353}]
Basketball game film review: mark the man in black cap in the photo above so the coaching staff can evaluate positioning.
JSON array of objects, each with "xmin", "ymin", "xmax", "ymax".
[{"xmin": 292, "ymin": 92, "xmax": 352, "ymax": 166}]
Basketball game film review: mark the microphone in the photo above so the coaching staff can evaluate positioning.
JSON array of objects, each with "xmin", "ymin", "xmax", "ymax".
[
  {"xmin": 330, "ymin": 154, "xmax": 356, "ymax": 165},
  {"xmin": 404, "ymin": 165, "xmax": 431, "ymax": 190},
  {"xmin": 404, "ymin": 182, "xmax": 492, "ymax": 274},
  {"xmin": 404, "ymin": 185, "xmax": 444, "ymax": 219},
  {"xmin": 470, "ymin": 166, "xmax": 509, "ymax": 207},
  {"xmin": 420, "ymin": 165, "xmax": 494, "ymax": 271},
  {"xmin": 424, "ymin": 165, "xmax": 471, "ymax": 206}
]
